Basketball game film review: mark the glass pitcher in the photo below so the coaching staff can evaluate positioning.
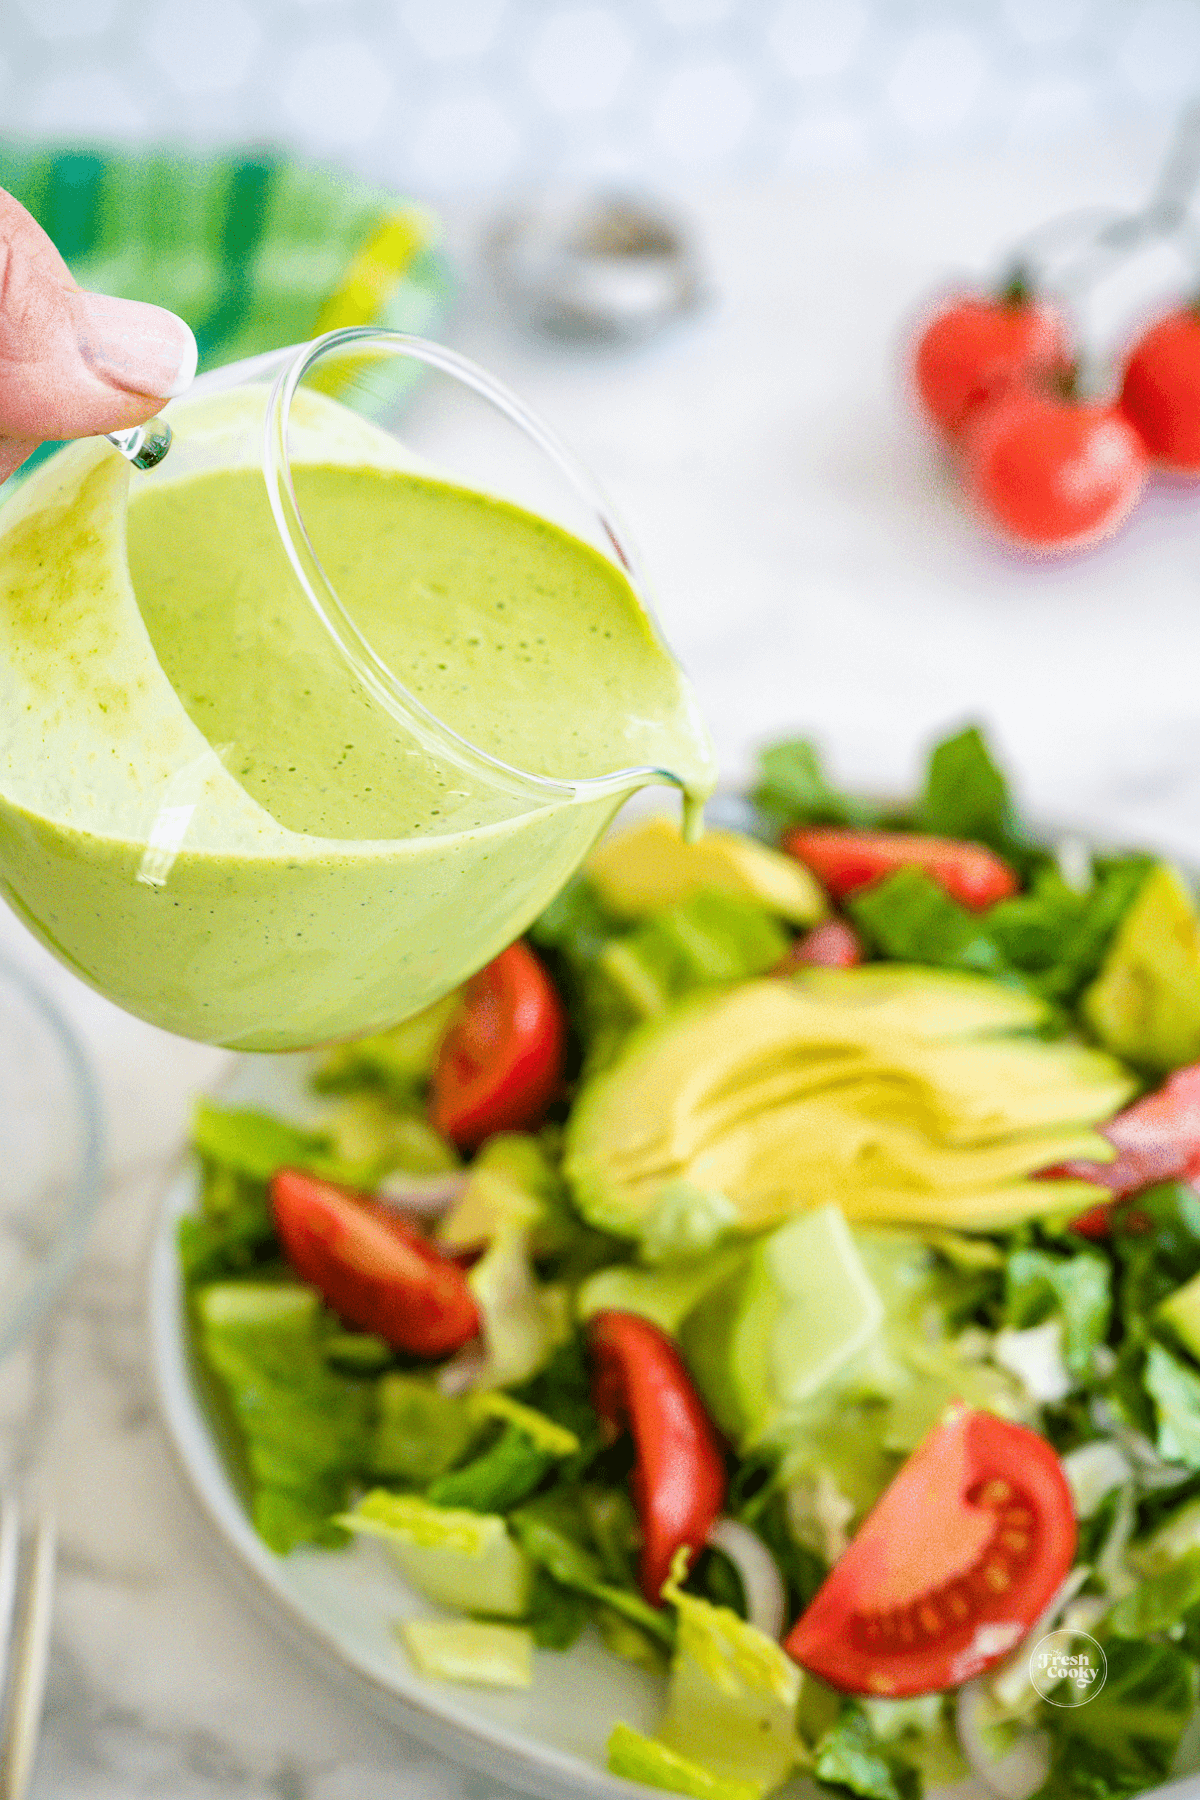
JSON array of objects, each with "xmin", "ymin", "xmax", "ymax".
[{"xmin": 0, "ymin": 330, "xmax": 715, "ymax": 1050}]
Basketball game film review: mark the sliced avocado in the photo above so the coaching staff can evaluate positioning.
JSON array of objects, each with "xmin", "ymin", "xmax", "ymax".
[
  {"xmin": 587, "ymin": 815, "xmax": 827, "ymax": 925},
  {"xmin": 564, "ymin": 973, "xmax": 1135, "ymax": 1239},
  {"xmin": 1082, "ymin": 863, "xmax": 1200, "ymax": 1073},
  {"xmin": 1160, "ymin": 1269, "xmax": 1200, "ymax": 1362},
  {"xmin": 681, "ymin": 1206, "xmax": 885, "ymax": 1443},
  {"xmin": 576, "ymin": 1245, "xmax": 749, "ymax": 1334},
  {"xmin": 788, "ymin": 963, "xmax": 1048, "ymax": 1038}
]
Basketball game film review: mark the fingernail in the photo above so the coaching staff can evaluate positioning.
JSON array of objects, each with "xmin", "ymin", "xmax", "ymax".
[{"xmin": 70, "ymin": 290, "xmax": 198, "ymax": 400}]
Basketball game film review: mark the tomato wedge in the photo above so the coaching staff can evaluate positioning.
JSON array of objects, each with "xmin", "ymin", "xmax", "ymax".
[
  {"xmin": 1041, "ymin": 1062, "xmax": 1200, "ymax": 1236},
  {"xmin": 429, "ymin": 941, "xmax": 567, "ymax": 1152},
  {"xmin": 784, "ymin": 1407, "xmax": 1076, "ymax": 1697},
  {"xmin": 588, "ymin": 1311, "xmax": 726, "ymax": 1606},
  {"xmin": 782, "ymin": 828, "xmax": 1019, "ymax": 911},
  {"xmin": 270, "ymin": 1169, "xmax": 480, "ymax": 1357}
]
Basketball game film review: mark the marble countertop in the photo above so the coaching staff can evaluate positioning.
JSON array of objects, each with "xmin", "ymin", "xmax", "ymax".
[{"xmin": 9, "ymin": 120, "xmax": 1200, "ymax": 1798}]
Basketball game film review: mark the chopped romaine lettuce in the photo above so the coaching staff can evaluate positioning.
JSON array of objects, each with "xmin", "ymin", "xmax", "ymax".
[
  {"xmin": 1108, "ymin": 1546, "xmax": 1200, "ymax": 1635},
  {"xmin": 437, "ymin": 1132, "xmax": 564, "ymax": 1253},
  {"xmin": 813, "ymin": 1706, "xmax": 919, "ymax": 1800},
  {"xmin": 467, "ymin": 1227, "xmax": 571, "ymax": 1390},
  {"xmin": 341, "ymin": 1491, "xmax": 532, "ymax": 1617},
  {"xmin": 370, "ymin": 1374, "xmax": 479, "ymax": 1485},
  {"xmin": 425, "ymin": 1396, "xmax": 580, "ymax": 1513},
  {"xmin": 194, "ymin": 1282, "xmax": 374, "ymax": 1554},
  {"xmin": 322, "ymin": 1093, "xmax": 459, "ymax": 1177},
  {"xmin": 655, "ymin": 1560, "xmax": 803, "ymax": 1792},
  {"xmin": 312, "ymin": 990, "xmax": 460, "ymax": 1099},
  {"xmin": 1145, "ymin": 1342, "xmax": 1200, "ymax": 1468},
  {"xmin": 598, "ymin": 893, "xmax": 789, "ymax": 1020},
  {"xmin": 191, "ymin": 1103, "xmax": 355, "ymax": 1185},
  {"xmin": 1033, "ymin": 1637, "xmax": 1194, "ymax": 1799},
  {"xmin": 751, "ymin": 738, "xmax": 881, "ymax": 834},
  {"xmin": 607, "ymin": 1721, "xmax": 761, "ymax": 1800},
  {"xmin": 1005, "ymin": 1245, "xmax": 1112, "ymax": 1382},
  {"xmin": 397, "ymin": 1618, "xmax": 533, "ymax": 1688},
  {"xmin": 915, "ymin": 724, "xmax": 1024, "ymax": 861},
  {"xmin": 508, "ymin": 1492, "xmax": 674, "ymax": 1646},
  {"xmin": 847, "ymin": 869, "xmax": 1009, "ymax": 977}
]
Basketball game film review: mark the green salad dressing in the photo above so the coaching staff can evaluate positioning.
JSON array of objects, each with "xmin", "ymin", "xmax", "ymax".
[{"xmin": 0, "ymin": 388, "xmax": 714, "ymax": 1048}]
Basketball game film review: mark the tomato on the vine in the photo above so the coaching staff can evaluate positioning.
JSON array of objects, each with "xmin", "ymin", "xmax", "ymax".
[
  {"xmin": 784, "ymin": 1407, "xmax": 1076, "ymax": 1697},
  {"xmin": 1120, "ymin": 307, "xmax": 1200, "ymax": 472},
  {"xmin": 914, "ymin": 286, "xmax": 1069, "ymax": 441},
  {"xmin": 964, "ymin": 388, "xmax": 1147, "ymax": 551}
]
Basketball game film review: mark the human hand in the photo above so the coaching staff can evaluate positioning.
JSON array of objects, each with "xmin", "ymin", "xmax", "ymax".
[{"xmin": 0, "ymin": 187, "xmax": 197, "ymax": 482}]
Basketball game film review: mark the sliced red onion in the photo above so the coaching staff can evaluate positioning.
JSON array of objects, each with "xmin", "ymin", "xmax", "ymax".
[
  {"xmin": 955, "ymin": 1681, "xmax": 1049, "ymax": 1800},
  {"xmin": 706, "ymin": 1518, "xmax": 787, "ymax": 1639},
  {"xmin": 956, "ymin": 1565, "xmax": 1091, "ymax": 1799},
  {"xmin": 375, "ymin": 1171, "xmax": 468, "ymax": 1219},
  {"xmin": 436, "ymin": 1339, "xmax": 486, "ymax": 1396}
]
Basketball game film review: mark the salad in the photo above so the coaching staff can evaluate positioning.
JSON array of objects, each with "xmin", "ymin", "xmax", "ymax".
[{"xmin": 181, "ymin": 724, "xmax": 1200, "ymax": 1800}]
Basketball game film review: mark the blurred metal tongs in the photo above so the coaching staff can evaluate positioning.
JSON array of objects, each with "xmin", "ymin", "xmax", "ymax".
[
  {"xmin": 487, "ymin": 191, "xmax": 704, "ymax": 342},
  {"xmin": 0, "ymin": 1492, "xmax": 55, "ymax": 1800}
]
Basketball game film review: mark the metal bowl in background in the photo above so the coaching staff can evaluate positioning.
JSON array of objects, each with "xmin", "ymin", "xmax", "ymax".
[
  {"xmin": 0, "ymin": 955, "xmax": 103, "ymax": 1363},
  {"xmin": 486, "ymin": 190, "xmax": 706, "ymax": 342}
]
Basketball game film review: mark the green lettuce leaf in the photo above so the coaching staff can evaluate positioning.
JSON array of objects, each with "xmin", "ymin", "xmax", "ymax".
[
  {"xmin": 986, "ymin": 857, "xmax": 1154, "ymax": 1004},
  {"xmin": 598, "ymin": 892, "xmax": 789, "ymax": 1020},
  {"xmin": 916, "ymin": 724, "xmax": 1024, "ymax": 860},
  {"xmin": 194, "ymin": 1283, "xmax": 374, "ymax": 1554},
  {"xmin": 813, "ymin": 1706, "xmax": 919, "ymax": 1800},
  {"xmin": 1108, "ymin": 1545, "xmax": 1200, "ymax": 1636},
  {"xmin": 847, "ymin": 868, "xmax": 1009, "ymax": 976},
  {"xmin": 508, "ymin": 1492, "xmax": 674, "ymax": 1646},
  {"xmin": 1146, "ymin": 1342, "xmax": 1200, "ymax": 1468},
  {"xmin": 1033, "ymin": 1637, "xmax": 1194, "ymax": 1799},
  {"xmin": 1005, "ymin": 1245, "xmax": 1112, "ymax": 1381},
  {"xmin": 427, "ymin": 1423, "xmax": 559, "ymax": 1512},
  {"xmin": 607, "ymin": 1721, "xmax": 761, "ymax": 1800},
  {"xmin": 369, "ymin": 1374, "xmax": 479, "ymax": 1485},
  {"xmin": 191, "ymin": 1103, "xmax": 353, "ymax": 1184},
  {"xmin": 312, "ymin": 990, "xmax": 460, "ymax": 1100},
  {"xmin": 525, "ymin": 1564, "xmax": 593, "ymax": 1649},
  {"xmin": 178, "ymin": 1161, "xmax": 278, "ymax": 1284},
  {"xmin": 751, "ymin": 739, "xmax": 881, "ymax": 833},
  {"xmin": 657, "ymin": 1569, "xmax": 803, "ymax": 1792}
]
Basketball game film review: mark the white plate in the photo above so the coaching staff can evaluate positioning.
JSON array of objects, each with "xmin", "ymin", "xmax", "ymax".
[{"xmin": 149, "ymin": 1051, "xmax": 1200, "ymax": 1800}]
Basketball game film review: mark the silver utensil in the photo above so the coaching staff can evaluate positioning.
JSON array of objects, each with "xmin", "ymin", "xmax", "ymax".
[
  {"xmin": 0, "ymin": 1493, "xmax": 56, "ymax": 1800},
  {"xmin": 106, "ymin": 418, "xmax": 172, "ymax": 470},
  {"xmin": 487, "ymin": 191, "xmax": 704, "ymax": 342}
]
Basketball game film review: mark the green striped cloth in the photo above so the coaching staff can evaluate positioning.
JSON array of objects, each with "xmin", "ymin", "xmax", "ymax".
[{"xmin": 0, "ymin": 144, "xmax": 452, "ymax": 372}]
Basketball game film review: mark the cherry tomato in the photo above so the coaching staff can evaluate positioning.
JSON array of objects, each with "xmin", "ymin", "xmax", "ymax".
[
  {"xmin": 782, "ymin": 827, "xmax": 1019, "ymax": 912},
  {"xmin": 775, "ymin": 919, "xmax": 864, "ymax": 972},
  {"xmin": 964, "ymin": 388, "xmax": 1147, "ymax": 551},
  {"xmin": 1040, "ymin": 1062, "xmax": 1200, "ymax": 1236},
  {"xmin": 270, "ymin": 1169, "xmax": 480, "ymax": 1357},
  {"xmin": 784, "ymin": 1407, "xmax": 1076, "ymax": 1697},
  {"xmin": 588, "ymin": 1310, "xmax": 726, "ymax": 1606},
  {"xmin": 429, "ymin": 941, "xmax": 567, "ymax": 1152},
  {"xmin": 1120, "ymin": 308, "xmax": 1200, "ymax": 472},
  {"xmin": 914, "ymin": 288, "xmax": 1069, "ymax": 441}
]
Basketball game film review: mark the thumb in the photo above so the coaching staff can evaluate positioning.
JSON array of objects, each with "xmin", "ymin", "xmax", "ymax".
[{"xmin": 0, "ymin": 188, "xmax": 196, "ymax": 481}]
